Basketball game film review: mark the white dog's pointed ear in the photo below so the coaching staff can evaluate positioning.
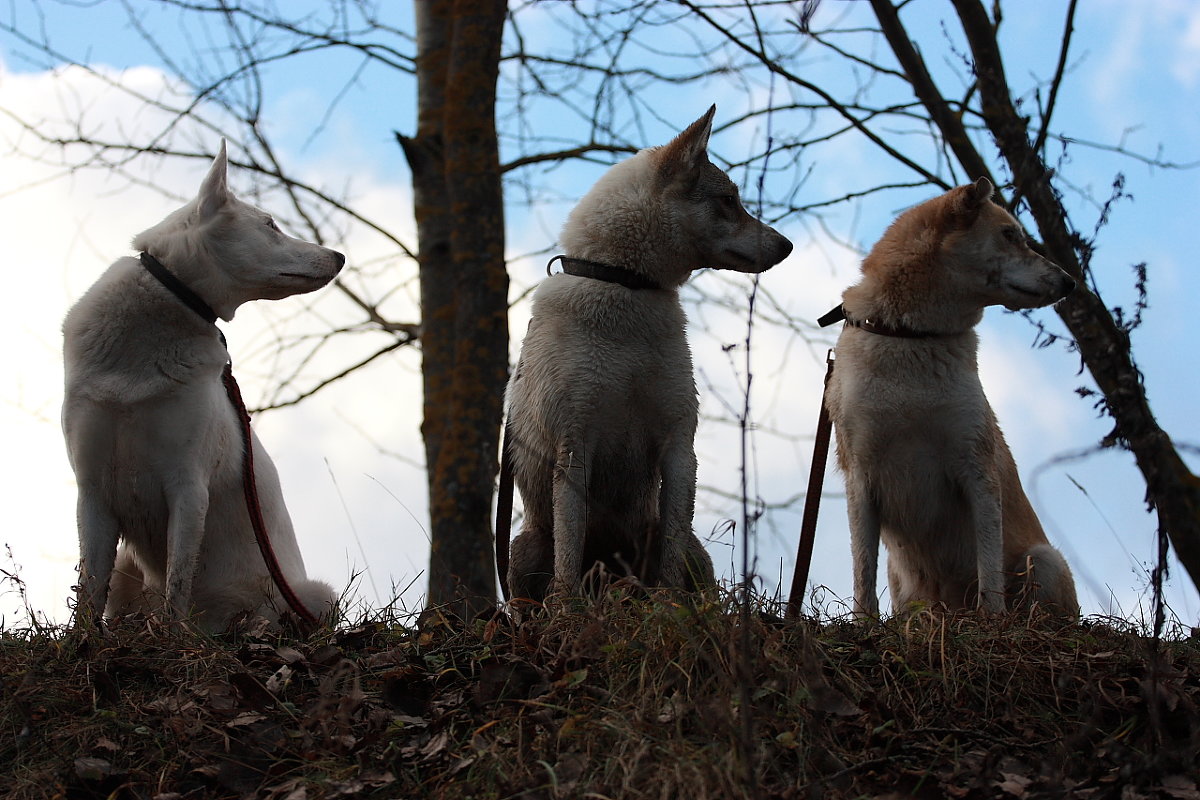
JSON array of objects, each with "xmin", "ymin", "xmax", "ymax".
[
  {"xmin": 658, "ymin": 105, "xmax": 716, "ymax": 179},
  {"xmin": 197, "ymin": 140, "xmax": 230, "ymax": 220}
]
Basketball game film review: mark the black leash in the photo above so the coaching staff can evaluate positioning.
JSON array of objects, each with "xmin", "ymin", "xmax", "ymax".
[{"xmin": 139, "ymin": 252, "xmax": 320, "ymax": 630}]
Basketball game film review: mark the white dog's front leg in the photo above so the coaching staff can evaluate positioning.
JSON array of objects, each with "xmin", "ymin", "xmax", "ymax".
[
  {"xmin": 551, "ymin": 442, "xmax": 591, "ymax": 596},
  {"xmin": 164, "ymin": 483, "xmax": 210, "ymax": 622},
  {"xmin": 965, "ymin": 471, "xmax": 1005, "ymax": 613},
  {"xmin": 846, "ymin": 477, "xmax": 882, "ymax": 619},
  {"xmin": 76, "ymin": 490, "xmax": 121, "ymax": 624}
]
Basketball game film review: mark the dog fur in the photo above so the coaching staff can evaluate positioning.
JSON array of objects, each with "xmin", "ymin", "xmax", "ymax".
[
  {"xmin": 505, "ymin": 106, "xmax": 793, "ymax": 601},
  {"xmin": 825, "ymin": 177, "xmax": 1079, "ymax": 617},
  {"xmin": 63, "ymin": 142, "xmax": 345, "ymax": 631}
]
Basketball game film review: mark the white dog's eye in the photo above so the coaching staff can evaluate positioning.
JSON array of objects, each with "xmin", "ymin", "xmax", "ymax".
[
  {"xmin": 715, "ymin": 194, "xmax": 739, "ymax": 212},
  {"xmin": 266, "ymin": 217, "xmax": 282, "ymax": 233}
]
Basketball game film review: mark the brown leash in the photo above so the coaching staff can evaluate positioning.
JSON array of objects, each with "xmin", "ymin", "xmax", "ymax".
[
  {"xmin": 786, "ymin": 348, "xmax": 836, "ymax": 618},
  {"xmin": 222, "ymin": 367, "xmax": 320, "ymax": 629},
  {"xmin": 141, "ymin": 252, "xmax": 320, "ymax": 629}
]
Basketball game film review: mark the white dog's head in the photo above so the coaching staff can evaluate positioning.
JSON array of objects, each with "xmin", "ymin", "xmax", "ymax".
[
  {"xmin": 560, "ymin": 106, "xmax": 793, "ymax": 288},
  {"xmin": 132, "ymin": 142, "xmax": 345, "ymax": 320}
]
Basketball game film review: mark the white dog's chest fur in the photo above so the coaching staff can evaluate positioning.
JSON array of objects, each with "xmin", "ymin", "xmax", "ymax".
[
  {"xmin": 514, "ymin": 275, "xmax": 698, "ymax": 454},
  {"xmin": 63, "ymin": 264, "xmax": 243, "ymax": 572},
  {"xmin": 70, "ymin": 381, "xmax": 239, "ymax": 548}
]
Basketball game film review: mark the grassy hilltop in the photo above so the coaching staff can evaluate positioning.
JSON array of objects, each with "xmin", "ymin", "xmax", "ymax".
[{"xmin": 3, "ymin": 591, "xmax": 1198, "ymax": 799}]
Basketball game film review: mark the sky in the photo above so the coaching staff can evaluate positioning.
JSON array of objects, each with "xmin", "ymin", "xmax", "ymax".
[{"xmin": 1, "ymin": 1, "xmax": 1198, "ymax": 628}]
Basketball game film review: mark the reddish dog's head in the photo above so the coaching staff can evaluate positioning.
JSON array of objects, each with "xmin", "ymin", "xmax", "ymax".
[{"xmin": 844, "ymin": 178, "xmax": 1074, "ymax": 332}]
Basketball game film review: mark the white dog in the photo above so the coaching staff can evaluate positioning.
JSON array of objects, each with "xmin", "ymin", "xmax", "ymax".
[
  {"xmin": 63, "ymin": 142, "xmax": 344, "ymax": 631},
  {"xmin": 505, "ymin": 106, "xmax": 793, "ymax": 600},
  {"xmin": 825, "ymin": 178, "xmax": 1079, "ymax": 617}
]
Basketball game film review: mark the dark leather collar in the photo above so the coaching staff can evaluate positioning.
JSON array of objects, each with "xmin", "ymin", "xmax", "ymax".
[
  {"xmin": 140, "ymin": 252, "xmax": 219, "ymax": 325},
  {"xmin": 548, "ymin": 255, "xmax": 663, "ymax": 291},
  {"xmin": 818, "ymin": 303, "xmax": 945, "ymax": 339}
]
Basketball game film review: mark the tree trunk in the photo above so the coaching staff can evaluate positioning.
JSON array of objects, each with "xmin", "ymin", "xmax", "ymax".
[
  {"xmin": 400, "ymin": 0, "xmax": 452, "ymax": 543},
  {"xmin": 400, "ymin": 0, "xmax": 507, "ymax": 617}
]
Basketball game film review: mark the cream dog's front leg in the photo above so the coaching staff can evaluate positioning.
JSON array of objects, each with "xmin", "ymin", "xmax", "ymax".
[
  {"xmin": 846, "ymin": 476, "xmax": 882, "ymax": 619},
  {"xmin": 965, "ymin": 468, "xmax": 1006, "ymax": 612}
]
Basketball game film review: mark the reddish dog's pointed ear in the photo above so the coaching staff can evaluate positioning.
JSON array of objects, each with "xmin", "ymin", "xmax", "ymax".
[
  {"xmin": 967, "ymin": 176, "xmax": 994, "ymax": 206},
  {"xmin": 657, "ymin": 105, "xmax": 716, "ymax": 180},
  {"xmin": 946, "ymin": 176, "xmax": 994, "ymax": 226}
]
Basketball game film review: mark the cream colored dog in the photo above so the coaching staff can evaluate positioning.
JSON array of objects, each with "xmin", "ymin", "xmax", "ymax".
[
  {"xmin": 825, "ymin": 178, "xmax": 1079, "ymax": 617},
  {"xmin": 505, "ymin": 106, "xmax": 793, "ymax": 600},
  {"xmin": 63, "ymin": 143, "xmax": 344, "ymax": 631}
]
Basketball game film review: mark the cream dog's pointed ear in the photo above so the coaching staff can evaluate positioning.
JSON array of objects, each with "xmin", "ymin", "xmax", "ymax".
[
  {"xmin": 657, "ymin": 105, "xmax": 716, "ymax": 180},
  {"xmin": 197, "ymin": 140, "xmax": 230, "ymax": 220}
]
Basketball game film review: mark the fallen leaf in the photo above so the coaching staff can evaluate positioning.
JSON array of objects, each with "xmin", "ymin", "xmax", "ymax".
[
  {"xmin": 310, "ymin": 644, "xmax": 343, "ymax": 666},
  {"xmin": 807, "ymin": 683, "xmax": 861, "ymax": 717},
  {"xmin": 93, "ymin": 736, "xmax": 120, "ymax": 753},
  {"xmin": 393, "ymin": 713, "xmax": 429, "ymax": 728},
  {"xmin": 266, "ymin": 665, "xmax": 294, "ymax": 694},
  {"xmin": 996, "ymin": 771, "xmax": 1032, "ymax": 797},
  {"xmin": 275, "ymin": 645, "xmax": 306, "ymax": 665},
  {"xmin": 420, "ymin": 731, "xmax": 451, "ymax": 760},
  {"xmin": 226, "ymin": 711, "xmax": 266, "ymax": 728},
  {"xmin": 73, "ymin": 757, "xmax": 112, "ymax": 781}
]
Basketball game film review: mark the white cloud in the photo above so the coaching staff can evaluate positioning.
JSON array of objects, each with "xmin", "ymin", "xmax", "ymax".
[
  {"xmin": 1174, "ymin": 5, "xmax": 1200, "ymax": 86},
  {"xmin": 1086, "ymin": 0, "xmax": 1200, "ymax": 103}
]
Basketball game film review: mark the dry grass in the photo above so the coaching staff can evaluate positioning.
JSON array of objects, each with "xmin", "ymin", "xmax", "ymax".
[{"xmin": 2, "ymin": 589, "xmax": 1198, "ymax": 799}]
